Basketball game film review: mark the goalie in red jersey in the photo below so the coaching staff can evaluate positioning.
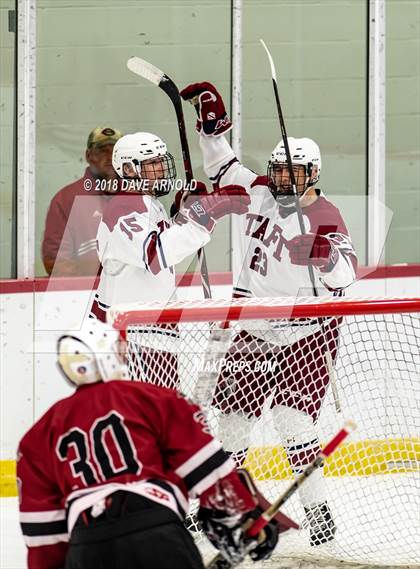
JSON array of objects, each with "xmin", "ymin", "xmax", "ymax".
[{"xmin": 16, "ymin": 319, "xmax": 297, "ymax": 569}]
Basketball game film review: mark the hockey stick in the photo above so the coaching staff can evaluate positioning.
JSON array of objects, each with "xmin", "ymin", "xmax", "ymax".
[
  {"xmin": 206, "ymin": 421, "xmax": 356, "ymax": 569},
  {"xmin": 260, "ymin": 39, "xmax": 342, "ymax": 414},
  {"xmin": 127, "ymin": 56, "xmax": 212, "ymax": 300}
]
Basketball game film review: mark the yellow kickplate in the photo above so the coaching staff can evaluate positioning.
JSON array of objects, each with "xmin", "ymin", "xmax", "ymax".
[
  {"xmin": 244, "ymin": 438, "xmax": 420, "ymax": 480},
  {"xmin": 0, "ymin": 460, "xmax": 17, "ymax": 497}
]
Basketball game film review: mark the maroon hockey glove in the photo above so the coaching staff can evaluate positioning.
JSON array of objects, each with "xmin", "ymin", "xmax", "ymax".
[
  {"xmin": 180, "ymin": 82, "xmax": 232, "ymax": 136},
  {"xmin": 170, "ymin": 180, "xmax": 208, "ymax": 218},
  {"xmin": 288, "ymin": 233, "xmax": 338, "ymax": 271},
  {"xmin": 180, "ymin": 185, "xmax": 250, "ymax": 232}
]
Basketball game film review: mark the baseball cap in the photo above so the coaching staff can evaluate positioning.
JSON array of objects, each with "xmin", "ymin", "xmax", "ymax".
[{"xmin": 87, "ymin": 127, "xmax": 122, "ymax": 150}]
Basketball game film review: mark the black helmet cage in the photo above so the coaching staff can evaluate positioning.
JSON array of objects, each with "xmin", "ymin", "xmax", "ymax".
[
  {"xmin": 267, "ymin": 161, "xmax": 318, "ymax": 207},
  {"xmin": 267, "ymin": 160, "xmax": 316, "ymax": 199},
  {"xmin": 148, "ymin": 152, "xmax": 177, "ymax": 196}
]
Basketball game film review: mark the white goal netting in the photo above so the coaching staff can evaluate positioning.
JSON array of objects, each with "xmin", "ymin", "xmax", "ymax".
[{"xmin": 110, "ymin": 296, "xmax": 420, "ymax": 568}]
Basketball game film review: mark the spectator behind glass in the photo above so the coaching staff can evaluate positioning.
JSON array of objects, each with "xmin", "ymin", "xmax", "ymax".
[{"xmin": 41, "ymin": 127, "xmax": 123, "ymax": 276}]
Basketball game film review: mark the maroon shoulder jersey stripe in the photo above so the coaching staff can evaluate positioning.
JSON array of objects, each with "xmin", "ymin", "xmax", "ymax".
[{"xmin": 102, "ymin": 195, "xmax": 148, "ymax": 231}]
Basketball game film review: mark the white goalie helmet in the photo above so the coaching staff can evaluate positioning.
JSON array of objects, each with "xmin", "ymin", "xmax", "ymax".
[
  {"xmin": 57, "ymin": 318, "xmax": 128, "ymax": 387},
  {"xmin": 112, "ymin": 132, "xmax": 176, "ymax": 195},
  {"xmin": 270, "ymin": 137, "xmax": 322, "ymax": 183}
]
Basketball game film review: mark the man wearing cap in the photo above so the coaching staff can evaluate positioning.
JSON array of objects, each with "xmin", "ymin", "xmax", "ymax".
[{"xmin": 41, "ymin": 127, "xmax": 122, "ymax": 276}]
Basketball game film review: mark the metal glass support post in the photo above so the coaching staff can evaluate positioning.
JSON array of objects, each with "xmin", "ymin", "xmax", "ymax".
[
  {"xmin": 231, "ymin": 0, "xmax": 242, "ymax": 161},
  {"xmin": 368, "ymin": 0, "xmax": 386, "ymax": 266},
  {"xmin": 17, "ymin": 0, "xmax": 36, "ymax": 278},
  {"xmin": 230, "ymin": 0, "xmax": 242, "ymax": 275}
]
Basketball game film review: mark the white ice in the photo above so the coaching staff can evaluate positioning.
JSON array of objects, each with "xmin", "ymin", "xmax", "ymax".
[{"xmin": 1, "ymin": 498, "xmax": 26, "ymax": 569}]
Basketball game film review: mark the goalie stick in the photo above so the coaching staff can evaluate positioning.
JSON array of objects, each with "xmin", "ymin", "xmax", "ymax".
[
  {"xmin": 126, "ymin": 56, "xmax": 212, "ymax": 300},
  {"xmin": 206, "ymin": 420, "xmax": 356, "ymax": 569},
  {"xmin": 260, "ymin": 39, "xmax": 342, "ymax": 414}
]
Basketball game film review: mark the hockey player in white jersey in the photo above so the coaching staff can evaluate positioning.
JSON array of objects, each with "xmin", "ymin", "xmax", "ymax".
[
  {"xmin": 92, "ymin": 131, "xmax": 250, "ymax": 318},
  {"xmin": 180, "ymin": 83, "xmax": 358, "ymax": 546},
  {"xmin": 91, "ymin": 131, "xmax": 250, "ymax": 386}
]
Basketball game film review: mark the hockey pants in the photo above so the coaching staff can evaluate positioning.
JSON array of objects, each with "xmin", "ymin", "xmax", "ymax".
[{"xmin": 66, "ymin": 491, "xmax": 205, "ymax": 569}]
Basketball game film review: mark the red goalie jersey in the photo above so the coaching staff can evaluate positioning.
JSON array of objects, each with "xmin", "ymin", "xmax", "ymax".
[{"xmin": 17, "ymin": 381, "xmax": 255, "ymax": 569}]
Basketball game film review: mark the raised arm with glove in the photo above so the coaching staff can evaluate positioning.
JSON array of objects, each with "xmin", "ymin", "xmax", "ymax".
[{"xmin": 180, "ymin": 82, "xmax": 232, "ymax": 137}]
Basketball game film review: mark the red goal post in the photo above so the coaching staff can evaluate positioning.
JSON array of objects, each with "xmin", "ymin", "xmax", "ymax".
[{"xmin": 108, "ymin": 296, "xmax": 420, "ymax": 567}]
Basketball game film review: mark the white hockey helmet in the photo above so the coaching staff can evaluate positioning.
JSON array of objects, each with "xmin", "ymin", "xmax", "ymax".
[
  {"xmin": 112, "ymin": 132, "xmax": 176, "ymax": 195},
  {"xmin": 57, "ymin": 318, "xmax": 128, "ymax": 387},
  {"xmin": 270, "ymin": 137, "xmax": 321, "ymax": 182},
  {"xmin": 268, "ymin": 137, "xmax": 322, "ymax": 206}
]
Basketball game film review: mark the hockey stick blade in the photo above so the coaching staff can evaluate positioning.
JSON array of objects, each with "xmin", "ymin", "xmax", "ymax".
[
  {"xmin": 259, "ymin": 39, "xmax": 277, "ymax": 82},
  {"xmin": 127, "ymin": 56, "xmax": 164, "ymax": 87},
  {"xmin": 205, "ymin": 421, "xmax": 356, "ymax": 569},
  {"xmin": 127, "ymin": 56, "xmax": 180, "ymax": 110}
]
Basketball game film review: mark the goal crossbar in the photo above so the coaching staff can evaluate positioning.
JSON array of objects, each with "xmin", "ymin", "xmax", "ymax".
[{"xmin": 109, "ymin": 296, "xmax": 420, "ymax": 328}]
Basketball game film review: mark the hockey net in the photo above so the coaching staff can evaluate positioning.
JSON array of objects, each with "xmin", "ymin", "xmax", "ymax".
[{"xmin": 109, "ymin": 296, "xmax": 420, "ymax": 568}]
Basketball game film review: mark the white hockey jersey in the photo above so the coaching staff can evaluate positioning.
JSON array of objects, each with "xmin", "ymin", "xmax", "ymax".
[
  {"xmin": 95, "ymin": 193, "xmax": 211, "ymax": 311},
  {"xmin": 199, "ymin": 135, "xmax": 357, "ymax": 300}
]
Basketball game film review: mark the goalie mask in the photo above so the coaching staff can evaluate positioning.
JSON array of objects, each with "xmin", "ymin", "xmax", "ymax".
[
  {"xmin": 267, "ymin": 137, "xmax": 321, "ymax": 207},
  {"xmin": 57, "ymin": 319, "xmax": 129, "ymax": 387},
  {"xmin": 112, "ymin": 132, "xmax": 176, "ymax": 196}
]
